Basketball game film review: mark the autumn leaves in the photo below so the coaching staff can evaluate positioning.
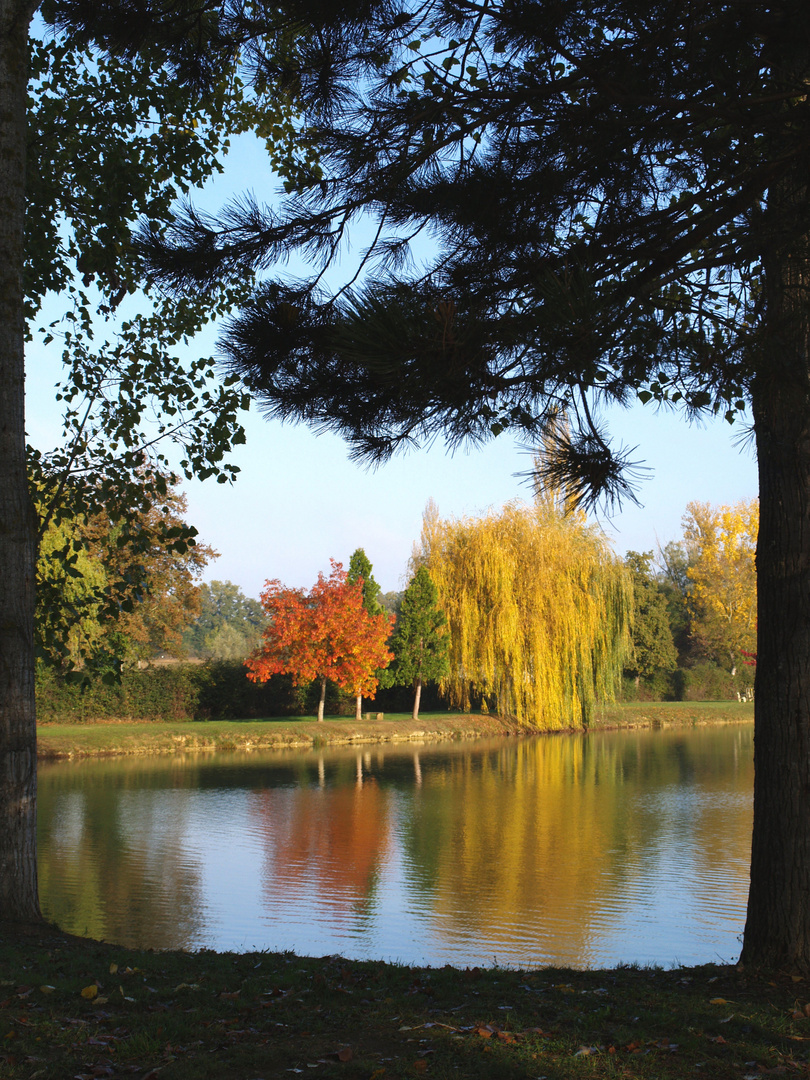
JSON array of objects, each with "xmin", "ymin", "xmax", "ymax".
[
  {"xmin": 245, "ymin": 494, "xmax": 634, "ymax": 727},
  {"xmin": 245, "ymin": 561, "xmax": 394, "ymax": 722}
]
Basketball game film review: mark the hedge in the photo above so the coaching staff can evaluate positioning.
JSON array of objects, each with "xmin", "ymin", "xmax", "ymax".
[{"xmin": 35, "ymin": 661, "xmax": 450, "ymax": 723}]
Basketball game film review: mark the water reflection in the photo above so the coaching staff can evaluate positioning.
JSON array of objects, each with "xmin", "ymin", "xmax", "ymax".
[{"xmin": 38, "ymin": 725, "xmax": 753, "ymax": 967}]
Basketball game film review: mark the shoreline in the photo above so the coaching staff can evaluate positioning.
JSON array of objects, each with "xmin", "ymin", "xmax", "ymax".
[{"xmin": 36, "ymin": 700, "xmax": 754, "ymax": 760}]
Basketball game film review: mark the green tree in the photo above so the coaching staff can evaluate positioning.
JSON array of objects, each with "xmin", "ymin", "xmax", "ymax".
[
  {"xmin": 347, "ymin": 548, "xmax": 383, "ymax": 719},
  {"xmin": 657, "ymin": 539, "xmax": 694, "ymax": 665},
  {"xmin": 623, "ymin": 551, "xmax": 677, "ymax": 692},
  {"xmin": 37, "ymin": 478, "xmax": 215, "ymax": 673},
  {"xmin": 1, "ymin": 2, "xmax": 304, "ymax": 922},
  {"xmin": 184, "ymin": 580, "xmax": 264, "ymax": 659},
  {"xmin": 378, "ymin": 591, "xmax": 403, "ymax": 617},
  {"xmin": 347, "ymin": 549, "xmax": 382, "ymax": 615},
  {"xmin": 141, "ymin": 0, "xmax": 810, "ymax": 969},
  {"xmin": 388, "ymin": 565, "xmax": 449, "ymax": 721}
]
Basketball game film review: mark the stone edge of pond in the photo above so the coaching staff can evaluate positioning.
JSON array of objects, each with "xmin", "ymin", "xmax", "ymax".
[{"xmin": 35, "ymin": 703, "xmax": 754, "ymax": 761}]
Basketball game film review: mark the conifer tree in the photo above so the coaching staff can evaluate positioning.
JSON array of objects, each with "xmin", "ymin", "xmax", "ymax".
[
  {"xmin": 138, "ymin": 0, "xmax": 810, "ymax": 969},
  {"xmin": 388, "ymin": 565, "xmax": 449, "ymax": 721},
  {"xmin": 347, "ymin": 549, "xmax": 382, "ymax": 614},
  {"xmin": 347, "ymin": 548, "xmax": 383, "ymax": 719}
]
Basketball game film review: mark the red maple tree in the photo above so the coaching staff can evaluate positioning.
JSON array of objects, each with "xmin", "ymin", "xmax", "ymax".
[{"xmin": 246, "ymin": 560, "xmax": 394, "ymax": 722}]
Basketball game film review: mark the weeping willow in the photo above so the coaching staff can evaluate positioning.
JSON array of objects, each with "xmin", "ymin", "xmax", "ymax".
[{"xmin": 416, "ymin": 498, "xmax": 632, "ymax": 729}]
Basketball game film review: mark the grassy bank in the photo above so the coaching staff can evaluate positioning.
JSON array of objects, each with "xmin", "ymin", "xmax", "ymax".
[
  {"xmin": 0, "ymin": 921, "xmax": 805, "ymax": 1080},
  {"xmin": 35, "ymin": 702, "xmax": 754, "ymax": 759},
  {"xmin": 591, "ymin": 700, "xmax": 754, "ymax": 730},
  {"xmin": 35, "ymin": 713, "xmax": 516, "ymax": 759}
]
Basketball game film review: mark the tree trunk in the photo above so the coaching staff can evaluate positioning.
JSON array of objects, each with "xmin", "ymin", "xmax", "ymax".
[
  {"xmin": 742, "ymin": 70, "xmax": 810, "ymax": 968},
  {"xmin": 355, "ymin": 693, "xmax": 362, "ymax": 722},
  {"xmin": 317, "ymin": 677, "xmax": 326, "ymax": 722},
  {"xmin": 0, "ymin": 0, "xmax": 40, "ymax": 924},
  {"xmin": 412, "ymin": 679, "xmax": 422, "ymax": 722},
  {"xmin": 745, "ymin": 366, "xmax": 810, "ymax": 971}
]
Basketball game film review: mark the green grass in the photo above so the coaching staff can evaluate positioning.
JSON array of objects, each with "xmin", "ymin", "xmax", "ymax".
[
  {"xmin": 591, "ymin": 700, "xmax": 754, "ymax": 729},
  {"xmin": 0, "ymin": 921, "xmax": 806, "ymax": 1080},
  {"xmin": 35, "ymin": 713, "xmax": 517, "ymax": 759},
  {"xmin": 36, "ymin": 703, "xmax": 754, "ymax": 759}
]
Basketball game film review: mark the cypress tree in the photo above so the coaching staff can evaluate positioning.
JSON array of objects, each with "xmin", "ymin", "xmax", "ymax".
[{"xmin": 347, "ymin": 548, "xmax": 384, "ymax": 719}]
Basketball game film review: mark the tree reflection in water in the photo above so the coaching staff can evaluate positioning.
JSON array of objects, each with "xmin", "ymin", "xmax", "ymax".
[{"xmin": 37, "ymin": 727, "xmax": 753, "ymax": 967}]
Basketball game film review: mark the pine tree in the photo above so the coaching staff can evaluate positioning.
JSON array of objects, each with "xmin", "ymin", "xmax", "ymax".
[
  {"xmin": 388, "ymin": 565, "xmax": 449, "ymax": 721},
  {"xmin": 140, "ymin": 0, "xmax": 810, "ymax": 970}
]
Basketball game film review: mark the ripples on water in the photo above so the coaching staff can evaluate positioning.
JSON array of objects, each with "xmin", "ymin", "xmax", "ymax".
[{"xmin": 37, "ymin": 724, "xmax": 753, "ymax": 969}]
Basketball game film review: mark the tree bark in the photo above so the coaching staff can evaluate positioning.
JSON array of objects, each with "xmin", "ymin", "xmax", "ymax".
[
  {"xmin": 355, "ymin": 693, "xmax": 362, "ymax": 722},
  {"xmin": 745, "ymin": 356, "xmax": 810, "ymax": 970},
  {"xmin": 412, "ymin": 679, "xmax": 422, "ymax": 722},
  {"xmin": 317, "ymin": 677, "xmax": 326, "ymax": 722},
  {"xmin": 0, "ymin": 0, "xmax": 40, "ymax": 923},
  {"xmin": 742, "ymin": 52, "xmax": 810, "ymax": 967}
]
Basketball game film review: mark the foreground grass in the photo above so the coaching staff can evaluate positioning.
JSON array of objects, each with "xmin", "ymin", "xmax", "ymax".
[
  {"xmin": 36, "ymin": 702, "xmax": 753, "ymax": 760},
  {"xmin": 0, "ymin": 922, "xmax": 806, "ymax": 1080}
]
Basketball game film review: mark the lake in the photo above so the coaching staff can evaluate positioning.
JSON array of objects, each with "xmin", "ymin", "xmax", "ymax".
[{"xmin": 37, "ymin": 723, "xmax": 753, "ymax": 969}]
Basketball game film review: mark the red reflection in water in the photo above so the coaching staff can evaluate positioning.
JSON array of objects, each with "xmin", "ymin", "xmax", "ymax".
[{"xmin": 249, "ymin": 769, "xmax": 391, "ymax": 913}]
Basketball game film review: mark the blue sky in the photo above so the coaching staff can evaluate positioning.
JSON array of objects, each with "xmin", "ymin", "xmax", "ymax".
[
  {"xmin": 25, "ymin": 287, "xmax": 758, "ymax": 599},
  {"xmin": 180, "ymin": 133, "xmax": 758, "ymax": 595},
  {"xmin": 177, "ymin": 396, "xmax": 757, "ymax": 597},
  {"xmin": 25, "ymin": 130, "xmax": 759, "ymax": 599}
]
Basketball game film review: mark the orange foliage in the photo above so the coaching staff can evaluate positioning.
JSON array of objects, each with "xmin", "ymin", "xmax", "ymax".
[{"xmin": 246, "ymin": 560, "xmax": 394, "ymax": 699}]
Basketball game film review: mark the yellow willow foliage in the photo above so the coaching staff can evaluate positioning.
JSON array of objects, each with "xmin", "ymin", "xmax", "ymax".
[
  {"xmin": 683, "ymin": 498, "xmax": 758, "ymax": 670},
  {"xmin": 416, "ymin": 498, "xmax": 632, "ymax": 728}
]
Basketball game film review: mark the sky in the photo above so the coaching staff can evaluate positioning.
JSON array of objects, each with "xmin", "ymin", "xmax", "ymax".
[
  {"xmin": 176, "ymin": 398, "xmax": 757, "ymax": 598},
  {"xmin": 25, "ymin": 134, "xmax": 759, "ymax": 601}
]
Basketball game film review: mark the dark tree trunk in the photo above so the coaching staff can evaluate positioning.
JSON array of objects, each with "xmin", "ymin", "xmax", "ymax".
[
  {"xmin": 745, "ymin": 357, "xmax": 810, "ymax": 971},
  {"xmin": 743, "ymin": 65, "xmax": 810, "ymax": 967},
  {"xmin": 0, "ymin": 0, "xmax": 40, "ymax": 924}
]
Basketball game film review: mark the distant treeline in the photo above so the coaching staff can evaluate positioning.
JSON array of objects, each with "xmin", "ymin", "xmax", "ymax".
[{"xmin": 36, "ymin": 657, "xmax": 747, "ymax": 725}]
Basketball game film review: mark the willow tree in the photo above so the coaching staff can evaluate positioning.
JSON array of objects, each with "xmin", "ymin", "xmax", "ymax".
[{"xmin": 417, "ymin": 500, "xmax": 631, "ymax": 729}]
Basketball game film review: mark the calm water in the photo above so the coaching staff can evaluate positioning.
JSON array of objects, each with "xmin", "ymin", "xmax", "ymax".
[{"xmin": 38, "ymin": 724, "xmax": 753, "ymax": 969}]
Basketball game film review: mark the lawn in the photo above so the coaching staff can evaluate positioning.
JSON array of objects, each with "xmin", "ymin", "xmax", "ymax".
[
  {"xmin": 0, "ymin": 920, "xmax": 803, "ymax": 1080},
  {"xmin": 35, "ymin": 702, "xmax": 754, "ymax": 759}
]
